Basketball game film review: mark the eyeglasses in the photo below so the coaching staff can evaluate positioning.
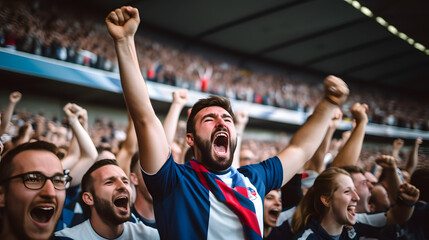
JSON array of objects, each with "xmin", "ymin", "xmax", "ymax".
[{"xmin": 2, "ymin": 171, "xmax": 72, "ymax": 190}]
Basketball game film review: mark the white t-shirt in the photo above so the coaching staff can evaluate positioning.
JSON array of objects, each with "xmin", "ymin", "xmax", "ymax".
[{"xmin": 55, "ymin": 219, "xmax": 160, "ymax": 240}]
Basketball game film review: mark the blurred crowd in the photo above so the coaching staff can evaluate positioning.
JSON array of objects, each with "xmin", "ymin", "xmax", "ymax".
[
  {"xmin": 1, "ymin": 2, "xmax": 429, "ymax": 239},
  {"xmin": 1, "ymin": 0, "xmax": 428, "ymax": 131}
]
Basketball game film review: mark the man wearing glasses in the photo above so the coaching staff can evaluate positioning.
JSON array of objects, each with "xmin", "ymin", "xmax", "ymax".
[{"xmin": 0, "ymin": 141, "xmax": 71, "ymax": 240}]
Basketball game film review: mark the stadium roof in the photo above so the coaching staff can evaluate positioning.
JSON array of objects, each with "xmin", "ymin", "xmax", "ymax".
[{"xmin": 95, "ymin": 0, "xmax": 429, "ymax": 95}]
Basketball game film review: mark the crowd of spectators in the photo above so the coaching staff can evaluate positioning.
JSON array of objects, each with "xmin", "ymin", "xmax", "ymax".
[
  {"xmin": 1, "ymin": 0, "xmax": 428, "ymax": 131},
  {"xmin": 1, "ymin": 3, "xmax": 428, "ymax": 238}
]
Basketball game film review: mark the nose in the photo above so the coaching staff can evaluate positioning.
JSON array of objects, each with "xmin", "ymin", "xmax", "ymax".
[
  {"xmin": 274, "ymin": 198, "xmax": 282, "ymax": 208},
  {"xmin": 115, "ymin": 179, "xmax": 129, "ymax": 191},
  {"xmin": 39, "ymin": 179, "xmax": 57, "ymax": 198},
  {"xmin": 215, "ymin": 115, "xmax": 226, "ymax": 127},
  {"xmin": 352, "ymin": 190, "xmax": 360, "ymax": 202}
]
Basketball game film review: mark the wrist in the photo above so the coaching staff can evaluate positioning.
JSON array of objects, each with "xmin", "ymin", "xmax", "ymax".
[
  {"xmin": 396, "ymin": 196, "xmax": 416, "ymax": 207},
  {"xmin": 324, "ymin": 96, "xmax": 340, "ymax": 106}
]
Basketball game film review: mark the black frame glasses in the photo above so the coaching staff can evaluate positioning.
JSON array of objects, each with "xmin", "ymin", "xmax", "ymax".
[{"xmin": 2, "ymin": 171, "xmax": 72, "ymax": 190}]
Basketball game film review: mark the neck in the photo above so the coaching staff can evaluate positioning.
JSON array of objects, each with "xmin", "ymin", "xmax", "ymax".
[
  {"xmin": 133, "ymin": 194, "xmax": 155, "ymax": 220},
  {"xmin": 90, "ymin": 213, "xmax": 124, "ymax": 239},
  {"xmin": 320, "ymin": 215, "xmax": 343, "ymax": 236},
  {"xmin": 263, "ymin": 225, "xmax": 272, "ymax": 238}
]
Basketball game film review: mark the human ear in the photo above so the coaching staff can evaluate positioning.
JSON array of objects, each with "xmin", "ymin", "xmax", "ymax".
[
  {"xmin": 130, "ymin": 173, "xmax": 138, "ymax": 186},
  {"xmin": 82, "ymin": 192, "xmax": 94, "ymax": 206},
  {"xmin": 320, "ymin": 195, "xmax": 331, "ymax": 207},
  {"xmin": 186, "ymin": 133, "xmax": 194, "ymax": 147}
]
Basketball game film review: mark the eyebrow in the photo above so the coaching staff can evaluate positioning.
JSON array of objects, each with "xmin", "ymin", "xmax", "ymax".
[
  {"xmin": 103, "ymin": 176, "xmax": 129, "ymax": 181},
  {"xmin": 26, "ymin": 171, "xmax": 64, "ymax": 176},
  {"xmin": 201, "ymin": 113, "xmax": 233, "ymax": 121}
]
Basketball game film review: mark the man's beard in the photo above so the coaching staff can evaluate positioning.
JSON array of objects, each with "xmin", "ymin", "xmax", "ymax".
[
  {"xmin": 93, "ymin": 194, "xmax": 130, "ymax": 225},
  {"xmin": 194, "ymin": 130, "xmax": 236, "ymax": 172}
]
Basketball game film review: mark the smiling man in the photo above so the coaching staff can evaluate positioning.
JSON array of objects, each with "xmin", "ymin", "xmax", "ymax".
[
  {"xmin": 106, "ymin": 6, "xmax": 349, "ymax": 240},
  {"xmin": 0, "ymin": 141, "xmax": 70, "ymax": 240},
  {"xmin": 54, "ymin": 159, "xmax": 159, "ymax": 239}
]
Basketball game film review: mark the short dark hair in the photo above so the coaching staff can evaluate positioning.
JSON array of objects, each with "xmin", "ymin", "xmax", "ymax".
[
  {"xmin": 0, "ymin": 141, "xmax": 58, "ymax": 184},
  {"xmin": 81, "ymin": 159, "xmax": 118, "ymax": 194},
  {"xmin": 186, "ymin": 95, "xmax": 234, "ymax": 134}
]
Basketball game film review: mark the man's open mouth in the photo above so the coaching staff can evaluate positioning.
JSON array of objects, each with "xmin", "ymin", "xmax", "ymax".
[
  {"xmin": 213, "ymin": 132, "xmax": 229, "ymax": 155},
  {"xmin": 31, "ymin": 206, "xmax": 54, "ymax": 223},
  {"xmin": 114, "ymin": 196, "xmax": 129, "ymax": 211}
]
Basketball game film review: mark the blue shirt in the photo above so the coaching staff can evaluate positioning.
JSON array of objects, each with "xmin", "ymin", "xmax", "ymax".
[{"xmin": 142, "ymin": 154, "xmax": 283, "ymax": 240}]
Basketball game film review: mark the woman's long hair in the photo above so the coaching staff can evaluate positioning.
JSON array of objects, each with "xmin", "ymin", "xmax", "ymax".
[{"xmin": 291, "ymin": 167, "xmax": 351, "ymax": 234}]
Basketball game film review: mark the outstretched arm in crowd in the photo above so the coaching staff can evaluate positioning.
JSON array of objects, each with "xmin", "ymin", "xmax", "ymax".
[
  {"xmin": 0, "ymin": 91, "xmax": 21, "ymax": 136},
  {"xmin": 12, "ymin": 122, "xmax": 34, "ymax": 147},
  {"xmin": 277, "ymin": 75, "xmax": 349, "ymax": 186},
  {"xmin": 331, "ymin": 102, "xmax": 368, "ymax": 167},
  {"xmin": 405, "ymin": 137, "xmax": 422, "ymax": 175},
  {"xmin": 63, "ymin": 103, "xmax": 98, "ymax": 186},
  {"xmin": 376, "ymin": 155, "xmax": 419, "ymax": 225},
  {"xmin": 163, "ymin": 89, "xmax": 188, "ymax": 146},
  {"xmin": 232, "ymin": 110, "xmax": 248, "ymax": 169},
  {"xmin": 116, "ymin": 112, "xmax": 137, "ymax": 177},
  {"xmin": 305, "ymin": 107, "xmax": 342, "ymax": 173},
  {"xmin": 61, "ymin": 131, "xmax": 80, "ymax": 170},
  {"xmin": 392, "ymin": 138, "xmax": 404, "ymax": 163},
  {"xmin": 376, "ymin": 155, "xmax": 402, "ymax": 205},
  {"xmin": 106, "ymin": 6, "xmax": 169, "ymax": 174}
]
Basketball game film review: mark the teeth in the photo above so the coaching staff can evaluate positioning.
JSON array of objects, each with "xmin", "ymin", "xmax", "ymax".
[
  {"xmin": 217, "ymin": 133, "xmax": 227, "ymax": 137},
  {"xmin": 40, "ymin": 207, "xmax": 54, "ymax": 211},
  {"xmin": 347, "ymin": 206, "xmax": 355, "ymax": 210}
]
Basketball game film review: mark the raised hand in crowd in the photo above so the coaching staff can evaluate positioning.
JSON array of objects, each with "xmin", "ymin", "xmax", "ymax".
[
  {"xmin": 232, "ymin": 110, "xmax": 248, "ymax": 169},
  {"xmin": 0, "ymin": 91, "xmax": 22, "ymax": 152},
  {"xmin": 375, "ymin": 155, "xmax": 420, "ymax": 225},
  {"xmin": 376, "ymin": 155, "xmax": 402, "ymax": 205},
  {"xmin": 62, "ymin": 103, "xmax": 97, "ymax": 187},
  {"xmin": 331, "ymin": 102, "xmax": 368, "ymax": 167},
  {"xmin": 306, "ymin": 107, "xmax": 342, "ymax": 173},
  {"xmin": 116, "ymin": 112, "xmax": 137, "ymax": 177},
  {"xmin": 392, "ymin": 138, "xmax": 404, "ymax": 163},
  {"xmin": 404, "ymin": 137, "xmax": 422, "ymax": 179},
  {"xmin": 163, "ymin": 89, "xmax": 188, "ymax": 146}
]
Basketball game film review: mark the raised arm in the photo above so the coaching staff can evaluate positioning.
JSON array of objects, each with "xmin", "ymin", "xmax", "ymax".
[
  {"xmin": 331, "ymin": 102, "xmax": 368, "ymax": 167},
  {"xmin": 116, "ymin": 112, "xmax": 137, "ymax": 177},
  {"xmin": 405, "ymin": 137, "xmax": 422, "ymax": 175},
  {"xmin": 0, "ymin": 91, "xmax": 22, "ymax": 135},
  {"xmin": 277, "ymin": 75, "xmax": 349, "ymax": 186},
  {"xmin": 106, "ymin": 6, "xmax": 169, "ymax": 174},
  {"xmin": 392, "ymin": 138, "xmax": 404, "ymax": 162},
  {"xmin": 163, "ymin": 89, "xmax": 188, "ymax": 145},
  {"xmin": 385, "ymin": 182, "xmax": 419, "ymax": 225},
  {"xmin": 305, "ymin": 107, "xmax": 342, "ymax": 173},
  {"xmin": 376, "ymin": 155, "xmax": 402, "ymax": 205},
  {"xmin": 60, "ymin": 131, "xmax": 80, "ymax": 170},
  {"xmin": 232, "ymin": 110, "xmax": 249, "ymax": 169},
  {"xmin": 63, "ymin": 103, "xmax": 98, "ymax": 186}
]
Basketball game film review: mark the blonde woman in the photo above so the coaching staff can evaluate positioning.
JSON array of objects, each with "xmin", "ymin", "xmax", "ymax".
[{"xmin": 292, "ymin": 167, "xmax": 359, "ymax": 240}]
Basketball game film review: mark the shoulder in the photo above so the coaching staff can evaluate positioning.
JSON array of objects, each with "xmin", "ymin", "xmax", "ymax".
[
  {"xmin": 293, "ymin": 228, "xmax": 317, "ymax": 240},
  {"xmin": 55, "ymin": 220, "xmax": 92, "ymax": 238},
  {"xmin": 238, "ymin": 156, "xmax": 282, "ymax": 177},
  {"xmin": 123, "ymin": 221, "xmax": 160, "ymax": 239}
]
